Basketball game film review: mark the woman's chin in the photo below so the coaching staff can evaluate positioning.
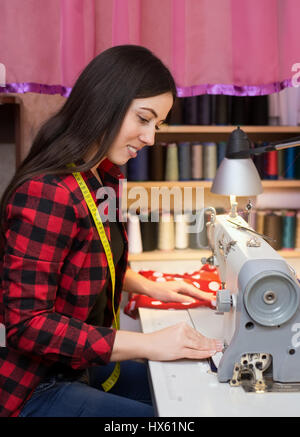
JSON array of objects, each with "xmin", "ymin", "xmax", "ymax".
[{"xmin": 110, "ymin": 157, "xmax": 130, "ymax": 166}]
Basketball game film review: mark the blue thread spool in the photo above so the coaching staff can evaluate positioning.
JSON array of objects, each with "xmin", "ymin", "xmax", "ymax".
[
  {"xmin": 285, "ymin": 148, "xmax": 296, "ymax": 179},
  {"xmin": 127, "ymin": 146, "xmax": 149, "ymax": 181},
  {"xmin": 282, "ymin": 211, "xmax": 296, "ymax": 249},
  {"xmin": 178, "ymin": 142, "xmax": 191, "ymax": 181}
]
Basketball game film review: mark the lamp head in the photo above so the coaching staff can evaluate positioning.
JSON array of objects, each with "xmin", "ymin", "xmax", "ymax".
[
  {"xmin": 211, "ymin": 127, "xmax": 263, "ymax": 197},
  {"xmin": 225, "ymin": 126, "xmax": 252, "ymax": 159}
]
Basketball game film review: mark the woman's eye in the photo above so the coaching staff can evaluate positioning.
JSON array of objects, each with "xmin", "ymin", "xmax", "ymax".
[
  {"xmin": 138, "ymin": 116, "xmax": 149, "ymax": 124},
  {"xmin": 138, "ymin": 115, "xmax": 160, "ymax": 131}
]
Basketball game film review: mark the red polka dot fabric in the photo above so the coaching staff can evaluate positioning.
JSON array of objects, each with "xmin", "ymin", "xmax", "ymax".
[{"xmin": 124, "ymin": 264, "xmax": 221, "ymax": 319}]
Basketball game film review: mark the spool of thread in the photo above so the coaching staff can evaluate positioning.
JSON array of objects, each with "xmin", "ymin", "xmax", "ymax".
[
  {"xmin": 255, "ymin": 210, "xmax": 265, "ymax": 234},
  {"xmin": 178, "ymin": 142, "xmax": 191, "ymax": 181},
  {"xmin": 217, "ymin": 142, "xmax": 227, "ymax": 167},
  {"xmin": 285, "ymin": 148, "xmax": 296, "ymax": 179},
  {"xmin": 188, "ymin": 209, "xmax": 209, "ymax": 249},
  {"xmin": 197, "ymin": 95, "xmax": 211, "ymax": 125},
  {"xmin": 231, "ymin": 96, "xmax": 249, "ymax": 125},
  {"xmin": 248, "ymin": 210, "xmax": 257, "ymax": 230},
  {"xmin": 295, "ymin": 211, "xmax": 300, "ymax": 249},
  {"xmin": 264, "ymin": 151, "xmax": 278, "ymax": 180},
  {"xmin": 127, "ymin": 146, "xmax": 149, "ymax": 181},
  {"xmin": 277, "ymin": 150, "xmax": 285, "ymax": 179},
  {"xmin": 165, "ymin": 143, "xmax": 179, "ymax": 181},
  {"xmin": 202, "ymin": 142, "xmax": 217, "ymax": 180},
  {"xmin": 268, "ymin": 93, "xmax": 280, "ymax": 126},
  {"xmin": 295, "ymin": 151, "xmax": 300, "ymax": 179},
  {"xmin": 149, "ymin": 143, "xmax": 165, "ymax": 181},
  {"xmin": 174, "ymin": 213, "xmax": 189, "ymax": 249},
  {"xmin": 253, "ymin": 143, "xmax": 265, "ymax": 179},
  {"xmin": 139, "ymin": 210, "xmax": 158, "ymax": 252},
  {"xmin": 263, "ymin": 211, "xmax": 282, "ymax": 250},
  {"xmin": 282, "ymin": 210, "xmax": 296, "ymax": 249},
  {"xmin": 168, "ymin": 97, "xmax": 183, "ymax": 125},
  {"xmin": 249, "ymin": 96, "xmax": 269, "ymax": 125},
  {"xmin": 214, "ymin": 95, "xmax": 229, "ymax": 125},
  {"xmin": 183, "ymin": 96, "xmax": 198, "ymax": 125},
  {"xmin": 127, "ymin": 213, "xmax": 143, "ymax": 254},
  {"xmin": 191, "ymin": 143, "xmax": 203, "ymax": 180},
  {"xmin": 188, "ymin": 211, "xmax": 200, "ymax": 249},
  {"xmin": 158, "ymin": 213, "xmax": 175, "ymax": 251}
]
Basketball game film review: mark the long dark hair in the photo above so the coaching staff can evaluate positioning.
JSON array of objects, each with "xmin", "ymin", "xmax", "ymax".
[{"xmin": 0, "ymin": 45, "xmax": 177, "ymax": 249}]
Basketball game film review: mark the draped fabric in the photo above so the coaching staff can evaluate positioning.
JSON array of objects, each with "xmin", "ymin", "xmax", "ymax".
[{"xmin": 1, "ymin": 0, "xmax": 300, "ymax": 97}]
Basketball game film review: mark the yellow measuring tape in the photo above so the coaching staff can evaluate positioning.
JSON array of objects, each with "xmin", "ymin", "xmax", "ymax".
[{"xmin": 71, "ymin": 167, "xmax": 120, "ymax": 392}]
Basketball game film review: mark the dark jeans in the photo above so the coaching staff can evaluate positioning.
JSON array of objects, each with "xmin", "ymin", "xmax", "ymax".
[{"xmin": 19, "ymin": 361, "xmax": 154, "ymax": 417}]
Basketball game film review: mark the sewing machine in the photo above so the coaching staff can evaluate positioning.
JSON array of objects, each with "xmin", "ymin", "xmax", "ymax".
[
  {"xmin": 137, "ymin": 128, "xmax": 300, "ymax": 413},
  {"xmin": 206, "ymin": 209, "xmax": 300, "ymax": 392},
  {"xmin": 136, "ymin": 210, "xmax": 300, "ymax": 415}
]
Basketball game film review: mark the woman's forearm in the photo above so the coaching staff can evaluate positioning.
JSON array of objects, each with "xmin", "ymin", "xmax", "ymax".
[
  {"xmin": 110, "ymin": 323, "xmax": 223, "ymax": 363},
  {"xmin": 122, "ymin": 267, "xmax": 153, "ymax": 296},
  {"xmin": 109, "ymin": 330, "xmax": 149, "ymax": 362}
]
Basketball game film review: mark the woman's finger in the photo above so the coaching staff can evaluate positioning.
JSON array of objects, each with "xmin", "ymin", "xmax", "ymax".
[
  {"xmin": 182, "ymin": 347, "xmax": 219, "ymax": 360},
  {"xmin": 179, "ymin": 284, "xmax": 216, "ymax": 302},
  {"xmin": 183, "ymin": 325, "xmax": 223, "ymax": 352}
]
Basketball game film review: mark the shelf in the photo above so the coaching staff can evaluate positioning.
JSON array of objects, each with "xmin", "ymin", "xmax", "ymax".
[
  {"xmin": 126, "ymin": 180, "xmax": 300, "ymax": 189},
  {"xmin": 155, "ymin": 124, "xmax": 300, "ymax": 142},
  {"xmin": 0, "ymin": 95, "xmax": 18, "ymax": 104},
  {"xmin": 261, "ymin": 180, "xmax": 300, "ymax": 188},
  {"xmin": 129, "ymin": 249, "xmax": 211, "ymax": 261},
  {"xmin": 126, "ymin": 181, "xmax": 212, "ymax": 189},
  {"xmin": 158, "ymin": 125, "xmax": 300, "ymax": 134},
  {"xmin": 128, "ymin": 248, "xmax": 300, "ymax": 262}
]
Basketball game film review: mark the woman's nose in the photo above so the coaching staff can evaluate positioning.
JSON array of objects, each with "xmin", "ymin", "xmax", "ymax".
[{"xmin": 139, "ymin": 126, "xmax": 156, "ymax": 146}]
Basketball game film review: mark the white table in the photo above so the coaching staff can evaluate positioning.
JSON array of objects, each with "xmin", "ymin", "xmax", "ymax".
[{"xmin": 139, "ymin": 306, "xmax": 300, "ymax": 417}]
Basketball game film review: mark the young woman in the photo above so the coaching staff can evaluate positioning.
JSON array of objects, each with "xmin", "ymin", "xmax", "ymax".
[{"xmin": 0, "ymin": 45, "xmax": 222, "ymax": 417}]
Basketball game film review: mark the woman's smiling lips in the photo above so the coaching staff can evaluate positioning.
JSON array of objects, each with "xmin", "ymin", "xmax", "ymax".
[{"xmin": 127, "ymin": 145, "xmax": 139, "ymax": 158}]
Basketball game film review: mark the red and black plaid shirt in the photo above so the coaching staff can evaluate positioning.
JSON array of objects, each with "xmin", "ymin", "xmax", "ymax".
[{"xmin": 0, "ymin": 159, "xmax": 128, "ymax": 417}]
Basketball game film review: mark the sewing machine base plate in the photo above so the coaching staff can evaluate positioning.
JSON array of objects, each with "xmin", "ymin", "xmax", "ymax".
[{"xmin": 241, "ymin": 378, "xmax": 300, "ymax": 393}]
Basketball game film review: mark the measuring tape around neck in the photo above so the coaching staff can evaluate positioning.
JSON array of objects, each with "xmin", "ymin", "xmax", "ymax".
[{"xmin": 71, "ymin": 168, "xmax": 120, "ymax": 392}]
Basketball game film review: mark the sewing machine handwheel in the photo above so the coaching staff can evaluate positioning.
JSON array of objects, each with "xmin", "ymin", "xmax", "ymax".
[{"xmin": 243, "ymin": 271, "xmax": 299, "ymax": 327}]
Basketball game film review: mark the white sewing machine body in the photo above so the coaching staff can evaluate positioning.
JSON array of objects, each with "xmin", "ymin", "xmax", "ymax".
[{"xmin": 207, "ymin": 213, "xmax": 300, "ymax": 384}]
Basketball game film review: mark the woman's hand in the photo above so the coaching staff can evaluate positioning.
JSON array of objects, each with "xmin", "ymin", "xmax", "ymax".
[
  {"xmin": 145, "ymin": 322, "xmax": 223, "ymax": 361},
  {"xmin": 146, "ymin": 280, "xmax": 215, "ymax": 304},
  {"xmin": 122, "ymin": 268, "xmax": 215, "ymax": 304},
  {"xmin": 111, "ymin": 323, "xmax": 223, "ymax": 362}
]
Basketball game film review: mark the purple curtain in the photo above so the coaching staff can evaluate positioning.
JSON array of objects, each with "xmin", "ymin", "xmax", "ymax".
[{"xmin": 1, "ymin": 0, "xmax": 300, "ymax": 97}]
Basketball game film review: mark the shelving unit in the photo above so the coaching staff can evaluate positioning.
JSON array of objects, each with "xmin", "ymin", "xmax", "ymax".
[{"xmin": 126, "ymin": 124, "xmax": 300, "ymax": 264}]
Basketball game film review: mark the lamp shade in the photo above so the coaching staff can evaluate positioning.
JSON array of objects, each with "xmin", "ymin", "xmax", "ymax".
[
  {"xmin": 211, "ymin": 127, "xmax": 263, "ymax": 196},
  {"xmin": 211, "ymin": 157, "xmax": 263, "ymax": 196}
]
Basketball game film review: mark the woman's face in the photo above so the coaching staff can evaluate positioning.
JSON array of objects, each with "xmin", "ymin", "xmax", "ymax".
[{"xmin": 106, "ymin": 92, "xmax": 174, "ymax": 165}]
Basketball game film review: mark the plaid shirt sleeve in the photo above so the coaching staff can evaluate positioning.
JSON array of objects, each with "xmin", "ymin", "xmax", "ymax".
[{"xmin": 2, "ymin": 176, "xmax": 116, "ymax": 369}]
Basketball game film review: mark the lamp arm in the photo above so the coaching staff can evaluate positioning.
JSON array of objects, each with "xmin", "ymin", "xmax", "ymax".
[{"xmin": 249, "ymin": 136, "xmax": 300, "ymax": 156}]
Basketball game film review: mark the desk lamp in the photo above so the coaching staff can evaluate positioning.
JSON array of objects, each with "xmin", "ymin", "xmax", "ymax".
[
  {"xmin": 206, "ymin": 128, "xmax": 300, "ymax": 389},
  {"xmin": 211, "ymin": 126, "xmax": 300, "ymax": 217}
]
